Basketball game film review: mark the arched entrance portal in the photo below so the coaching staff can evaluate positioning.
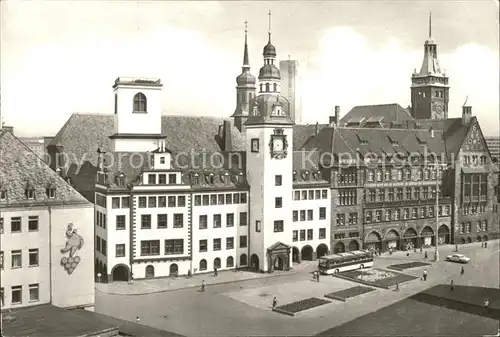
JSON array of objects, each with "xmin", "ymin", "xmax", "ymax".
[
  {"xmin": 111, "ymin": 264, "xmax": 130, "ymax": 282},
  {"xmin": 292, "ymin": 247, "xmax": 300, "ymax": 262},
  {"xmin": 169, "ymin": 264, "xmax": 178, "ymax": 276},
  {"xmin": 438, "ymin": 225, "xmax": 450, "ymax": 244},
  {"xmin": 384, "ymin": 230, "xmax": 400, "ymax": 251},
  {"xmin": 301, "ymin": 245, "xmax": 314, "ymax": 261},
  {"xmin": 273, "ymin": 256, "xmax": 285, "ymax": 270},
  {"xmin": 403, "ymin": 228, "xmax": 418, "ymax": 250},
  {"xmin": 250, "ymin": 254, "xmax": 260, "ymax": 271},
  {"xmin": 145, "ymin": 265, "xmax": 155, "ymax": 278},
  {"xmin": 420, "ymin": 226, "xmax": 435, "ymax": 247},
  {"xmin": 239, "ymin": 254, "xmax": 247, "ymax": 266},
  {"xmin": 316, "ymin": 244, "xmax": 328, "ymax": 258},
  {"xmin": 348, "ymin": 240, "xmax": 359, "ymax": 251},
  {"xmin": 334, "ymin": 241, "xmax": 345, "ymax": 254},
  {"xmin": 365, "ymin": 231, "xmax": 382, "ymax": 252}
]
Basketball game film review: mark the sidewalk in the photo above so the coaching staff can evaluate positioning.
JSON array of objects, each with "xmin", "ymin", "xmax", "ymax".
[{"xmin": 95, "ymin": 261, "xmax": 317, "ymax": 295}]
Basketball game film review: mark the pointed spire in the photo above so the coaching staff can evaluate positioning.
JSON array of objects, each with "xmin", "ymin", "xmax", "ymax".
[
  {"xmin": 428, "ymin": 10, "xmax": 432, "ymax": 38},
  {"xmin": 268, "ymin": 10, "xmax": 272, "ymax": 42},
  {"xmin": 243, "ymin": 20, "xmax": 250, "ymax": 68}
]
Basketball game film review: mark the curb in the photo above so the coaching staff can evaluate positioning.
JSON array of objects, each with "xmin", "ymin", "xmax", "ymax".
[
  {"xmin": 324, "ymin": 293, "xmax": 346, "ymax": 302},
  {"xmin": 272, "ymin": 307, "xmax": 296, "ymax": 316},
  {"xmin": 332, "ymin": 273, "xmax": 390, "ymax": 290},
  {"xmin": 95, "ymin": 269, "xmax": 305, "ymax": 296}
]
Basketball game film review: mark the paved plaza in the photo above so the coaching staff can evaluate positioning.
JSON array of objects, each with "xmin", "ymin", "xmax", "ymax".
[{"xmin": 95, "ymin": 241, "xmax": 500, "ymax": 336}]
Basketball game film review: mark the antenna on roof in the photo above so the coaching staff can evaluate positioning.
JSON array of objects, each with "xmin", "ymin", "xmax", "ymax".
[{"xmin": 463, "ymin": 95, "xmax": 468, "ymax": 107}]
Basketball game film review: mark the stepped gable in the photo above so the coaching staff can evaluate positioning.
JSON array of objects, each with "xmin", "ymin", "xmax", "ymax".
[
  {"xmin": 340, "ymin": 103, "xmax": 414, "ymax": 127},
  {"xmin": 0, "ymin": 130, "xmax": 89, "ymax": 207}
]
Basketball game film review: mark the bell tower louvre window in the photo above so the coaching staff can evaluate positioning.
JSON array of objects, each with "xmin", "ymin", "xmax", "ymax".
[{"xmin": 133, "ymin": 92, "xmax": 147, "ymax": 113}]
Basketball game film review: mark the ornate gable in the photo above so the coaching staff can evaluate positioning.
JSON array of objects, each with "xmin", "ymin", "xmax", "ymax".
[{"xmin": 462, "ymin": 121, "xmax": 488, "ymax": 153}]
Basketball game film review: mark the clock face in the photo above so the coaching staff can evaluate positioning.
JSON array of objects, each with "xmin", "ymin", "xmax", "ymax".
[{"xmin": 273, "ymin": 138, "xmax": 283, "ymax": 151}]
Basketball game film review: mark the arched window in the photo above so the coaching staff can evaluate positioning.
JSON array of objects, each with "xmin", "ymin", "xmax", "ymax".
[
  {"xmin": 273, "ymin": 83, "xmax": 277, "ymax": 92},
  {"xmin": 265, "ymin": 83, "xmax": 270, "ymax": 92},
  {"xmin": 239, "ymin": 254, "xmax": 247, "ymax": 266},
  {"xmin": 199, "ymin": 259, "xmax": 207, "ymax": 271},
  {"xmin": 226, "ymin": 256, "xmax": 234, "ymax": 268},
  {"xmin": 133, "ymin": 93, "xmax": 147, "ymax": 113},
  {"xmin": 259, "ymin": 84, "xmax": 263, "ymax": 92},
  {"xmin": 214, "ymin": 258, "xmax": 221, "ymax": 269}
]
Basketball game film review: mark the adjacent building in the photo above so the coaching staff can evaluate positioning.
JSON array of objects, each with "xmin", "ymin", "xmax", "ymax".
[
  {"xmin": 280, "ymin": 59, "xmax": 301, "ymax": 124},
  {"xmin": 485, "ymin": 136, "xmax": 500, "ymax": 163},
  {"xmin": 0, "ymin": 129, "xmax": 94, "ymax": 311}
]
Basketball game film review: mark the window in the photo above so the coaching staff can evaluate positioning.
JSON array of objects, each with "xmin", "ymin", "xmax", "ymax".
[
  {"xmin": 483, "ymin": 221, "xmax": 488, "ymax": 232},
  {"xmin": 376, "ymin": 170, "xmax": 382, "ymax": 182},
  {"xmin": 233, "ymin": 193, "xmax": 240, "ymax": 204},
  {"xmin": 300, "ymin": 210, "xmax": 306, "ymax": 221},
  {"xmin": 112, "ymin": 197, "xmax": 120, "ymax": 209},
  {"xmin": 1, "ymin": 287, "xmax": 3, "ymax": 307},
  {"xmin": 199, "ymin": 215, "xmax": 207, "ymax": 229},
  {"xmin": 273, "ymin": 220, "xmax": 284, "ymax": 232},
  {"xmin": 29, "ymin": 249, "xmax": 38, "ymax": 266},
  {"xmin": 168, "ymin": 196, "xmax": 176, "ymax": 207},
  {"xmin": 405, "ymin": 188, "xmax": 411, "ymax": 200},
  {"xmin": 226, "ymin": 237, "xmax": 234, "ymax": 250},
  {"xmin": 225, "ymin": 194, "xmax": 232, "ymax": 204},
  {"xmin": 336, "ymin": 213, "xmax": 345, "ymax": 226},
  {"xmin": 213, "ymin": 238, "xmax": 221, "ymax": 251},
  {"xmin": 133, "ymin": 92, "xmax": 147, "ymax": 112},
  {"xmin": 0, "ymin": 218, "xmax": 3, "ymax": 234},
  {"xmin": 140, "ymin": 240, "xmax": 160, "ymax": 256},
  {"xmin": 411, "ymin": 208, "xmax": 418, "ymax": 218},
  {"xmin": 255, "ymin": 220, "xmax": 261, "ymax": 232},
  {"xmin": 384, "ymin": 210, "xmax": 391, "ymax": 221},
  {"xmin": 122, "ymin": 197, "xmax": 130, "ymax": 208},
  {"xmin": 444, "ymin": 205, "xmax": 450, "ymax": 215},
  {"xmin": 307, "ymin": 229, "xmax": 313, "ymax": 240},
  {"xmin": 309, "ymin": 190, "xmax": 314, "ymax": 200},
  {"xmin": 199, "ymin": 240, "xmax": 208, "ymax": 252},
  {"xmin": 275, "ymin": 197, "xmax": 282, "ymax": 208},
  {"xmin": 11, "ymin": 286, "xmax": 22, "ymax": 304},
  {"xmin": 403, "ymin": 208, "xmax": 409, "ymax": 219},
  {"xmin": 275, "ymin": 175, "xmax": 282, "ymax": 186},
  {"xmin": 157, "ymin": 214, "xmax": 168, "ymax": 228},
  {"xmin": 0, "ymin": 189, "xmax": 6, "ymax": 200},
  {"xmin": 210, "ymin": 194, "xmax": 217, "ymax": 205},
  {"xmin": 322, "ymin": 190, "xmax": 328, "ymax": 199},
  {"xmin": 0, "ymin": 251, "xmax": 3, "ymax": 269},
  {"xmin": 11, "ymin": 250, "xmax": 21, "ymax": 268},
  {"xmin": 319, "ymin": 228, "xmax": 326, "ymax": 239},
  {"xmin": 26, "ymin": 187, "xmax": 35, "ymax": 200},
  {"xmin": 348, "ymin": 212, "xmax": 357, "ymax": 225},
  {"xmin": 102, "ymin": 239, "xmax": 107, "ymax": 256},
  {"xmin": 138, "ymin": 197, "xmax": 146, "ymax": 208},
  {"xmin": 476, "ymin": 221, "xmax": 482, "ymax": 233},
  {"xmin": 465, "ymin": 222, "xmax": 471, "ymax": 233},
  {"xmin": 420, "ymin": 207, "xmax": 426, "ymax": 218},
  {"xmin": 378, "ymin": 189, "xmax": 385, "ymax": 202},
  {"xmin": 116, "ymin": 244, "xmax": 125, "ymax": 257},
  {"xmin": 292, "ymin": 211, "xmax": 298, "ymax": 222},
  {"xmin": 116, "ymin": 215, "xmax": 126, "ymax": 230},
  {"xmin": 178, "ymin": 196, "xmax": 186, "ymax": 207},
  {"xmin": 141, "ymin": 215, "xmax": 151, "ymax": 229},
  {"xmin": 394, "ymin": 209, "xmax": 400, "ymax": 220},
  {"xmin": 11, "ymin": 217, "xmax": 21, "ymax": 233},
  {"xmin": 307, "ymin": 209, "xmax": 313, "ymax": 220},
  {"xmin": 165, "ymin": 239, "xmax": 184, "ymax": 255},
  {"xmin": 28, "ymin": 216, "xmax": 38, "ymax": 231},
  {"xmin": 158, "ymin": 196, "xmax": 166, "ymax": 207},
  {"xmin": 319, "ymin": 207, "xmax": 326, "ymax": 220},
  {"xmin": 148, "ymin": 174, "xmax": 156, "ymax": 184},
  {"xmin": 365, "ymin": 211, "xmax": 372, "ymax": 223},
  {"xmin": 240, "ymin": 193, "xmax": 247, "ymax": 203},
  {"xmin": 240, "ymin": 235, "xmax": 247, "ymax": 248},
  {"xmin": 375, "ymin": 210, "xmax": 382, "ymax": 222},
  {"xmin": 239, "ymin": 212, "xmax": 247, "ymax": 226},
  {"xmin": 213, "ymin": 214, "xmax": 221, "ymax": 228},
  {"xmin": 169, "ymin": 174, "xmax": 177, "ymax": 184},
  {"xmin": 294, "ymin": 191, "xmax": 300, "ymax": 200},
  {"xmin": 148, "ymin": 196, "xmax": 156, "ymax": 208},
  {"xmin": 173, "ymin": 214, "xmax": 184, "ymax": 228},
  {"xmin": 293, "ymin": 230, "xmax": 298, "ymax": 242},
  {"xmin": 428, "ymin": 207, "xmax": 434, "ymax": 217},
  {"xmin": 300, "ymin": 230, "xmax": 306, "ymax": 241}
]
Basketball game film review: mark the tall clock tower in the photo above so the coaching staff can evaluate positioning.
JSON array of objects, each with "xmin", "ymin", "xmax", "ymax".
[
  {"xmin": 410, "ymin": 12, "xmax": 449, "ymax": 120},
  {"xmin": 245, "ymin": 11, "xmax": 294, "ymax": 273}
]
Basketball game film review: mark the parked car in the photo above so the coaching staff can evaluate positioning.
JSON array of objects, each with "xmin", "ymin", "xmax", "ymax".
[{"xmin": 446, "ymin": 254, "xmax": 471, "ymax": 264}]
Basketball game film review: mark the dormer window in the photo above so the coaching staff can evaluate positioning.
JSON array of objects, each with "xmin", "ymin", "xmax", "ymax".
[
  {"xmin": 0, "ymin": 187, "xmax": 6, "ymax": 200},
  {"xmin": 117, "ymin": 173, "xmax": 125, "ymax": 187},
  {"xmin": 193, "ymin": 172, "xmax": 200, "ymax": 185},
  {"xmin": 293, "ymin": 171, "xmax": 297, "ymax": 182},
  {"xmin": 236, "ymin": 172, "xmax": 243, "ymax": 184},
  {"xmin": 301, "ymin": 170, "xmax": 310, "ymax": 181},
  {"xmin": 313, "ymin": 170, "xmax": 320, "ymax": 181},
  {"xmin": 133, "ymin": 92, "xmax": 147, "ymax": 113},
  {"xmin": 160, "ymin": 156, "xmax": 165, "ymax": 164},
  {"xmin": 222, "ymin": 172, "xmax": 230, "ymax": 184},
  {"xmin": 272, "ymin": 106, "xmax": 284, "ymax": 117},
  {"xmin": 46, "ymin": 184, "xmax": 56, "ymax": 198},
  {"xmin": 252, "ymin": 105, "xmax": 259, "ymax": 116},
  {"xmin": 25, "ymin": 185, "xmax": 35, "ymax": 200},
  {"xmin": 205, "ymin": 173, "xmax": 215, "ymax": 185}
]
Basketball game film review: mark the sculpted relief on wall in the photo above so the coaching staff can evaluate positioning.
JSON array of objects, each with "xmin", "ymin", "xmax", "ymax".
[{"xmin": 60, "ymin": 223, "xmax": 85, "ymax": 275}]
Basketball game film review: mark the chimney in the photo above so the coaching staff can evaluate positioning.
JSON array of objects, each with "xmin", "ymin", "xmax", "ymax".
[
  {"xmin": 430, "ymin": 128, "xmax": 435, "ymax": 138},
  {"xmin": 329, "ymin": 106, "xmax": 340, "ymax": 126},
  {"xmin": 462, "ymin": 106, "xmax": 472, "ymax": 125},
  {"xmin": 315, "ymin": 122, "xmax": 320, "ymax": 136},
  {"xmin": 223, "ymin": 120, "xmax": 233, "ymax": 152}
]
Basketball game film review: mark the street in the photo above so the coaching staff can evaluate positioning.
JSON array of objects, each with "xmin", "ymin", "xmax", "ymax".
[{"xmin": 95, "ymin": 241, "xmax": 499, "ymax": 336}]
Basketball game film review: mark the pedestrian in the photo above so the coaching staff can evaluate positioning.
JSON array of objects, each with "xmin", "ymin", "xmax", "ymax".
[
  {"xmin": 214, "ymin": 268, "xmax": 218, "ymax": 277},
  {"xmin": 317, "ymin": 271, "xmax": 320, "ymax": 283},
  {"xmin": 394, "ymin": 282, "xmax": 399, "ymax": 292},
  {"xmin": 406, "ymin": 252, "xmax": 410, "ymax": 257},
  {"xmin": 201, "ymin": 280, "xmax": 205, "ymax": 292},
  {"xmin": 461, "ymin": 266, "xmax": 464, "ymax": 276},
  {"xmin": 484, "ymin": 299, "xmax": 490, "ymax": 308},
  {"xmin": 272, "ymin": 296, "xmax": 277, "ymax": 309},
  {"xmin": 455, "ymin": 244, "xmax": 458, "ymax": 252},
  {"xmin": 423, "ymin": 269, "xmax": 427, "ymax": 281},
  {"xmin": 424, "ymin": 251, "xmax": 428, "ymax": 259},
  {"xmin": 136, "ymin": 316, "xmax": 140, "ymax": 323},
  {"xmin": 420, "ymin": 247, "xmax": 423, "ymax": 254},
  {"xmin": 389, "ymin": 247, "xmax": 393, "ymax": 255},
  {"xmin": 481, "ymin": 242, "xmax": 484, "ymax": 248},
  {"xmin": 450, "ymin": 280, "xmax": 454, "ymax": 291},
  {"xmin": 485, "ymin": 242, "xmax": 488, "ymax": 248}
]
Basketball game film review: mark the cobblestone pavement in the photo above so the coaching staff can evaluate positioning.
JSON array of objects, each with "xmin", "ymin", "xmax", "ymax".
[{"xmin": 95, "ymin": 240, "xmax": 499, "ymax": 337}]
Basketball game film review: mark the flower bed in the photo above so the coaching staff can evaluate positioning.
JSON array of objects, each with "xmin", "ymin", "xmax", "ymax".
[
  {"xmin": 273, "ymin": 297, "xmax": 330, "ymax": 316},
  {"xmin": 335, "ymin": 268, "xmax": 418, "ymax": 288},
  {"xmin": 387, "ymin": 262, "xmax": 430, "ymax": 271},
  {"xmin": 325, "ymin": 286, "xmax": 375, "ymax": 302}
]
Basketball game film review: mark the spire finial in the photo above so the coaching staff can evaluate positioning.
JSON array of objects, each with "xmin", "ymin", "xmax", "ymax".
[
  {"xmin": 244, "ymin": 20, "xmax": 248, "ymax": 34},
  {"xmin": 243, "ymin": 20, "xmax": 250, "ymax": 67},
  {"xmin": 428, "ymin": 10, "xmax": 432, "ymax": 38},
  {"xmin": 268, "ymin": 10, "xmax": 272, "ymax": 41}
]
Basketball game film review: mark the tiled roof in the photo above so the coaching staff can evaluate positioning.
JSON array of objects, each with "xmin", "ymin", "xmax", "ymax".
[
  {"xmin": 49, "ymin": 113, "xmax": 247, "ymax": 168},
  {"xmin": 303, "ymin": 126, "xmax": 447, "ymax": 164},
  {"xmin": 340, "ymin": 103, "xmax": 414, "ymax": 126},
  {"xmin": 292, "ymin": 150, "xmax": 329, "ymax": 185},
  {"xmin": 293, "ymin": 124, "xmax": 328, "ymax": 150},
  {"xmin": 0, "ymin": 130, "xmax": 89, "ymax": 207}
]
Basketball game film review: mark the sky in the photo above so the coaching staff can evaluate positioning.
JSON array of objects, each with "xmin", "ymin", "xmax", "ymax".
[{"xmin": 1, "ymin": 1, "xmax": 499, "ymax": 137}]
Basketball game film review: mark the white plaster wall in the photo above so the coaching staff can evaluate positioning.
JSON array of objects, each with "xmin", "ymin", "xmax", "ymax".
[
  {"xmin": 105, "ymin": 196, "xmax": 131, "ymax": 274},
  {"xmin": 114, "ymin": 85, "xmax": 162, "ymax": 135},
  {"xmin": 1, "ymin": 207, "xmax": 51, "ymax": 310},
  {"xmin": 112, "ymin": 138, "xmax": 160, "ymax": 153},
  {"xmin": 131, "ymin": 260, "xmax": 190, "ymax": 279},
  {"xmin": 191, "ymin": 193, "xmax": 248, "ymax": 274},
  {"xmin": 291, "ymin": 188, "xmax": 331, "ymax": 254}
]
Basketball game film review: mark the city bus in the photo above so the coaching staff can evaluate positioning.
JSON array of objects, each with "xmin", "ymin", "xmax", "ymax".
[{"xmin": 318, "ymin": 250, "xmax": 374, "ymax": 275}]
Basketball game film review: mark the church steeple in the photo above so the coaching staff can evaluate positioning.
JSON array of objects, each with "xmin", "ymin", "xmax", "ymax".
[
  {"xmin": 232, "ymin": 21, "xmax": 256, "ymax": 132},
  {"xmin": 410, "ymin": 11, "xmax": 449, "ymax": 120},
  {"xmin": 258, "ymin": 10, "xmax": 280, "ymax": 95}
]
